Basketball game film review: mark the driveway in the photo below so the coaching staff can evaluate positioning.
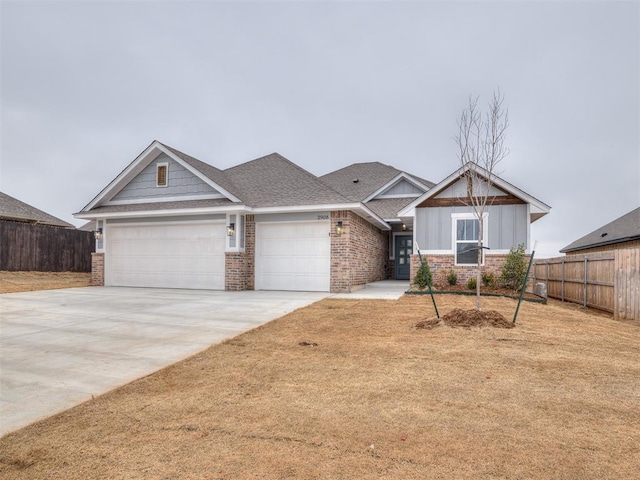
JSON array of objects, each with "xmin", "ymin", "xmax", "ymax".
[{"xmin": 0, "ymin": 287, "xmax": 327, "ymax": 436}]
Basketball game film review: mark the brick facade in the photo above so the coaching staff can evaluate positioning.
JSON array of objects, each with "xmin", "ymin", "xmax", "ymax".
[
  {"xmin": 225, "ymin": 215, "xmax": 255, "ymax": 291},
  {"xmin": 410, "ymin": 253, "xmax": 530, "ymax": 287},
  {"xmin": 330, "ymin": 210, "xmax": 389, "ymax": 293},
  {"xmin": 91, "ymin": 252, "xmax": 104, "ymax": 286}
]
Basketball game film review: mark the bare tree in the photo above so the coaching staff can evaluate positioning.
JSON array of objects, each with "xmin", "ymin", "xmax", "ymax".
[{"xmin": 455, "ymin": 90, "xmax": 509, "ymax": 310}]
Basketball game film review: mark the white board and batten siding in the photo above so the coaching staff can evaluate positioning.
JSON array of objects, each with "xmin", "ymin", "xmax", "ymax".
[
  {"xmin": 106, "ymin": 220, "xmax": 226, "ymax": 290},
  {"xmin": 255, "ymin": 213, "xmax": 331, "ymax": 292}
]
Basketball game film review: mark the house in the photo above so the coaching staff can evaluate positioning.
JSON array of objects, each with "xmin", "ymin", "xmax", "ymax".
[
  {"xmin": 0, "ymin": 191, "xmax": 93, "ymax": 271},
  {"xmin": 560, "ymin": 207, "xmax": 640, "ymax": 255},
  {"xmin": 1, "ymin": 191, "xmax": 75, "ymax": 228},
  {"xmin": 397, "ymin": 162, "xmax": 551, "ymax": 284},
  {"xmin": 75, "ymin": 141, "xmax": 549, "ymax": 292},
  {"xmin": 557, "ymin": 207, "xmax": 639, "ymax": 320}
]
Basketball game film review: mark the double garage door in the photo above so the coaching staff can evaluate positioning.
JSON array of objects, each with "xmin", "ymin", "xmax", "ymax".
[
  {"xmin": 106, "ymin": 219, "xmax": 331, "ymax": 292},
  {"xmin": 106, "ymin": 222, "xmax": 226, "ymax": 290}
]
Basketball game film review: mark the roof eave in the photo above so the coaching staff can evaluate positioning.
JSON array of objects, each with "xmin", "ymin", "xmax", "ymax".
[{"xmin": 560, "ymin": 235, "xmax": 640, "ymax": 253}]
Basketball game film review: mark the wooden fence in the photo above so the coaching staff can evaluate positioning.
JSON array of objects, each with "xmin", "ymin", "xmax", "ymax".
[
  {"xmin": 0, "ymin": 220, "xmax": 94, "ymax": 272},
  {"xmin": 532, "ymin": 249, "xmax": 639, "ymax": 320}
]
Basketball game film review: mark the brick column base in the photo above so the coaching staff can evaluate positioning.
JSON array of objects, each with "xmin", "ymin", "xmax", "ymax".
[{"xmin": 91, "ymin": 252, "xmax": 104, "ymax": 286}]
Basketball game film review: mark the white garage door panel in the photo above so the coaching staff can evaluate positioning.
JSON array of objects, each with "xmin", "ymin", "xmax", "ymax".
[
  {"xmin": 107, "ymin": 222, "xmax": 225, "ymax": 290},
  {"xmin": 256, "ymin": 221, "xmax": 330, "ymax": 292}
]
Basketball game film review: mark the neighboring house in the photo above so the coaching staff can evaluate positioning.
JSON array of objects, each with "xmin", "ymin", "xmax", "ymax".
[
  {"xmin": 75, "ymin": 141, "xmax": 549, "ymax": 292},
  {"xmin": 0, "ymin": 191, "xmax": 94, "ymax": 271},
  {"xmin": 0, "ymin": 191, "xmax": 74, "ymax": 228},
  {"xmin": 398, "ymin": 163, "xmax": 551, "ymax": 284},
  {"xmin": 560, "ymin": 207, "xmax": 640, "ymax": 255},
  {"xmin": 556, "ymin": 207, "xmax": 639, "ymax": 320}
]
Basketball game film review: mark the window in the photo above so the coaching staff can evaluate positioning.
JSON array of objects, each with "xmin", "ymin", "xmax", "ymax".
[
  {"xmin": 453, "ymin": 214, "xmax": 487, "ymax": 265},
  {"xmin": 156, "ymin": 163, "xmax": 168, "ymax": 187}
]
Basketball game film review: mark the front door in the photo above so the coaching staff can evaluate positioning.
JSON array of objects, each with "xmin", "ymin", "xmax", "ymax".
[{"xmin": 394, "ymin": 235, "xmax": 412, "ymax": 280}]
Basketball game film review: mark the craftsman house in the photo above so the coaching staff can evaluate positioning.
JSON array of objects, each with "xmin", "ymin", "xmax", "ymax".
[{"xmin": 75, "ymin": 141, "xmax": 550, "ymax": 292}]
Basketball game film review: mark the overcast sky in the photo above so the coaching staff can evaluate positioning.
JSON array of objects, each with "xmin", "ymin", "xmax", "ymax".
[{"xmin": 1, "ymin": 0, "xmax": 638, "ymax": 257}]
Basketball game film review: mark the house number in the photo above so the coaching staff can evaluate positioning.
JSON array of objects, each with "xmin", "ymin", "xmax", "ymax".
[{"xmin": 317, "ymin": 215, "xmax": 329, "ymax": 220}]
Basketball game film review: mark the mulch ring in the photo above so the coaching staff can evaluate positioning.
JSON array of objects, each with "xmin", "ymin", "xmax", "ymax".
[{"xmin": 415, "ymin": 308, "xmax": 515, "ymax": 330}]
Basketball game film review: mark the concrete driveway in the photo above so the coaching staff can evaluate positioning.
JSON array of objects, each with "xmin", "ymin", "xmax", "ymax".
[{"xmin": 0, "ymin": 287, "xmax": 327, "ymax": 436}]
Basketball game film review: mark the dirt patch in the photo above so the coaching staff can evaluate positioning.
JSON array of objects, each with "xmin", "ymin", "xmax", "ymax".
[
  {"xmin": 0, "ymin": 271, "xmax": 91, "ymax": 294},
  {"xmin": 416, "ymin": 308, "xmax": 515, "ymax": 329},
  {"xmin": 1, "ymin": 295, "xmax": 638, "ymax": 479}
]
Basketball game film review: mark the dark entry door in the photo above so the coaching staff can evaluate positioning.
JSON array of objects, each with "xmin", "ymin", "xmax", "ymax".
[{"xmin": 394, "ymin": 236, "xmax": 412, "ymax": 280}]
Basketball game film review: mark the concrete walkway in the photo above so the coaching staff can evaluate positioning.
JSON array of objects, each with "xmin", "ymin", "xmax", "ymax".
[
  {"xmin": 0, "ymin": 287, "xmax": 327, "ymax": 436},
  {"xmin": 331, "ymin": 280, "xmax": 410, "ymax": 300}
]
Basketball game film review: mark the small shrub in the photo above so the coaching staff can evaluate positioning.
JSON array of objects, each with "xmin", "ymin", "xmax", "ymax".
[
  {"xmin": 466, "ymin": 276, "xmax": 477, "ymax": 290},
  {"xmin": 501, "ymin": 244, "xmax": 527, "ymax": 290},
  {"xmin": 482, "ymin": 270, "xmax": 498, "ymax": 289},
  {"xmin": 447, "ymin": 269, "xmax": 458, "ymax": 286},
  {"xmin": 414, "ymin": 262, "xmax": 433, "ymax": 289}
]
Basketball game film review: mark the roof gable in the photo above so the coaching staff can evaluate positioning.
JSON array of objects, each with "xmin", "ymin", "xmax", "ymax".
[
  {"xmin": 561, "ymin": 207, "xmax": 640, "ymax": 253},
  {"xmin": 0, "ymin": 191, "xmax": 74, "ymax": 228},
  {"xmin": 109, "ymin": 152, "xmax": 222, "ymax": 204},
  {"xmin": 80, "ymin": 141, "xmax": 241, "ymax": 212},
  {"xmin": 398, "ymin": 163, "xmax": 551, "ymax": 222}
]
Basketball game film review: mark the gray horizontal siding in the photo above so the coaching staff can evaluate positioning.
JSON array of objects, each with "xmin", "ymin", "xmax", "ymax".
[
  {"xmin": 416, "ymin": 204, "xmax": 528, "ymax": 251},
  {"xmin": 112, "ymin": 154, "xmax": 219, "ymax": 201}
]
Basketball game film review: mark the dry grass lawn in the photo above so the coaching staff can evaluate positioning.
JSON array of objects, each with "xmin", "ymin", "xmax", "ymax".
[
  {"xmin": 1, "ymin": 295, "xmax": 638, "ymax": 479},
  {"xmin": 0, "ymin": 271, "xmax": 91, "ymax": 293}
]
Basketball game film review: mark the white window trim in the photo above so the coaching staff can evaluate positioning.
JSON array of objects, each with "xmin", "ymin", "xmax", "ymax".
[
  {"xmin": 156, "ymin": 162, "xmax": 169, "ymax": 187},
  {"xmin": 225, "ymin": 213, "xmax": 246, "ymax": 253},
  {"xmin": 451, "ymin": 212, "xmax": 489, "ymax": 266}
]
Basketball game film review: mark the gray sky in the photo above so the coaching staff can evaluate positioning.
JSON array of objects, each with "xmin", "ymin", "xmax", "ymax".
[{"xmin": 1, "ymin": 0, "xmax": 638, "ymax": 257}]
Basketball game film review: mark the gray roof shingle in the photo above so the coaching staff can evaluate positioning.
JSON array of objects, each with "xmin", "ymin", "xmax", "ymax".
[
  {"xmin": 319, "ymin": 162, "xmax": 403, "ymax": 201},
  {"xmin": 0, "ymin": 191, "xmax": 74, "ymax": 228},
  {"xmin": 224, "ymin": 153, "xmax": 351, "ymax": 207},
  {"xmin": 365, "ymin": 197, "xmax": 419, "ymax": 220},
  {"xmin": 160, "ymin": 143, "xmax": 243, "ymax": 200},
  {"xmin": 561, "ymin": 207, "xmax": 640, "ymax": 253},
  {"xmin": 320, "ymin": 162, "xmax": 435, "ymax": 202}
]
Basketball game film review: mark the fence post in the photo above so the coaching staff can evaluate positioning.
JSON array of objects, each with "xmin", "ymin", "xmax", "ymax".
[
  {"xmin": 583, "ymin": 257, "xmax": 588, "ymax": 307},
  {"xmin": 561, "ymin": 257, "xmax": 565, "ymax": 302}
]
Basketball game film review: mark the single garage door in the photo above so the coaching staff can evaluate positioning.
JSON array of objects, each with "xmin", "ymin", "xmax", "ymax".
[
  {"xmin": 106, "ymin": 221, "xmax": 226, "ymax": 289},
  {"xmin": 255, "ymin": 221, "xmax": 330, "ymax": 292}
]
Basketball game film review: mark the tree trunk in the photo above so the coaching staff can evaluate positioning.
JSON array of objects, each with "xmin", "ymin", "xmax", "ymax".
[{"xmin": 476, "ymin": 219, "xmax": 483, "ymax": 310}]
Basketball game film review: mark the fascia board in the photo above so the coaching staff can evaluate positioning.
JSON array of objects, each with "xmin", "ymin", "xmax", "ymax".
[
  {"xmin": 397, "ymin": 163, "xmax": 551, "ymax": 217},
  {"xmin": 81, "ymin": 141, "xmax": 163, "ymax": 211},
  {"xmin": 362, "ymin": 172, "xmax": 432, "ymax": 203},
  {"xmin": 249, "ymin": 203, "xmax": 360, "ymax": 214},
  {"xmin": 397, "ymin": 166, "xmax": 467, "ymax": 216},
  {"xmin": 354, "ymin": 203, "xmax": 392, "ymax": 231},
  {"xmin": 73, "ymin": 204, "xmax": 249, "ymax": 220},
  {"xmin": 82, "ymin": 141, "xmax": 241, "ymax": 212},
  {"xmin": 251, "ymin": 203, "xmax": 390, "ymax": 231}
]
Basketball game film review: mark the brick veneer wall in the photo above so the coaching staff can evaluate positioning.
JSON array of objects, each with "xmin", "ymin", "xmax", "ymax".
[
  {"xmin": 91, "ymin": 252, "xmax": 104, "ymax": 286},
  {"xmin": 410, "ymin": 253, "xmax": 530, "ymax": 287},
  {"xmin": 225, "ymin": 215, "xmax": 255, "ymax": 291},
  {"xmin": 330, "ymin": 210, "xmax": 388, "ymax": 293}
]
